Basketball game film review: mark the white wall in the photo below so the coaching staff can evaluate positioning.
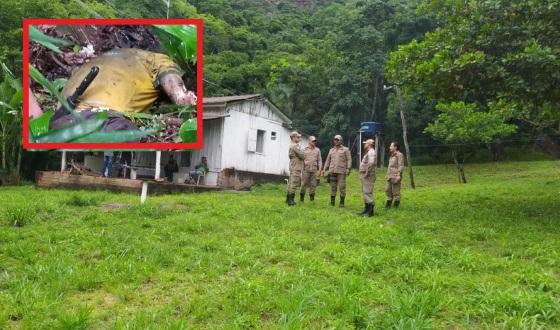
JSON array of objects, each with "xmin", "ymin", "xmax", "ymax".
[
  {"xmin": 190, "ymin": 118, "xmax": 224, "ymax": 185},
  {"xmin": 220, "ymin": 106, "xmax": 294, "ymax": 176}
]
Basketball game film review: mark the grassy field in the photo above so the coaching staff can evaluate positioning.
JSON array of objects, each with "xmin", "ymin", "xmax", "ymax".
[{"xmin": 0, "ymin": 160, "xmax": 559, "ymax": 329}]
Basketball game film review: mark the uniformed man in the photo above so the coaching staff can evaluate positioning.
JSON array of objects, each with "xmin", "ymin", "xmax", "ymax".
[
  {"xmin": 323, "ymin": 134, "xmax": 352, "ymax": 207},
  {"xmin": 287, "ymin": 131, "xmax": 305, "ymax": 206},
  {"xmin": 300, "ymin": 136, "xmax": 322, "ymax": 202},
  {"xmin": 358, "ymin": 139, "xmax": 376, "ymax": 217},
  {"xmin": 385, "ymin": 142, "xmax": 405, "ymax": 208}
]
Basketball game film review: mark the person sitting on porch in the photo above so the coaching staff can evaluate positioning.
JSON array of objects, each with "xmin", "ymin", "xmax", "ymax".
[
  {"xmin": 164, "ymin": 154, "xmax": 179, "ymax": 182},
  {"xmin": 188, "ymin": 157, "xmax": 208, "ymax": 184}
]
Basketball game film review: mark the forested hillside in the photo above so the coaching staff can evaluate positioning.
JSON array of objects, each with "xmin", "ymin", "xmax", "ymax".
[
  {"xmin": 0, "ymin": 0, "xmax": 438, "ymax": 152},
  {"xmin": 0, "ymin": 0, "xmax": 558, "ymax": 180}
]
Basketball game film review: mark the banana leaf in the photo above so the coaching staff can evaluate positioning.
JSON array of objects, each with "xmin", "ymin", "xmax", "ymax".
[
  {"xmin": 29, "ymin": 111, "xmax": 53, "ymax": 137},
  {"xmin": 29, "ymin": 64, "xmax": 71, "ymax": 112},
  {"xmin": 34, "ymin": 111, "xmax": 108, "ymax": 143},
  {"xmin": 179, "ymin": 118, "xmax": 197, "ymax": 143},
  {"xmin": 71, "ymin": 129, "xmax": 157, "ymax": 143},
  {"xmin": 153, "ymin": 25, "xmax": 197, "ymax": 68}
]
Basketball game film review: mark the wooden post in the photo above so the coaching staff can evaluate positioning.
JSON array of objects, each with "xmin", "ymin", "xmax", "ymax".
[
  {"xmin": 380, "ymin": 135, "xmax": 385, "ymax": 168},
  {"xmin": 395, "ymin": 86, "xmax": 416, "ymax": 189},
  {"xmin": 154, "ymin": 151, "xmax": 161, "ymax": 180},
  {"xmin": 358, "ymin": 130, "xmax": 362, "ymax": 166},
  {"xmin": 374, "ymin": 134, "xmax": 380, "ymax": 167},
  {"xmin": 60, "ymin": 150, "xmax": 67, "ymax": 173}
]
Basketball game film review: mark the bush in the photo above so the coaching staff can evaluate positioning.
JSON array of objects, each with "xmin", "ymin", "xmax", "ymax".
[{"xmin": 4, "ymin": 207, "xmax": 35, "ymax": 227}]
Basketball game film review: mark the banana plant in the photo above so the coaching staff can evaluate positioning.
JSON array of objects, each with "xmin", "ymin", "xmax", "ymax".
[
  {"xmin": 153, "ymin": 24, "xmax": 197, "ymax": 70},
  {"xmin": 0, "ymin": 63, "xmax": 23, "ymax": 177}
]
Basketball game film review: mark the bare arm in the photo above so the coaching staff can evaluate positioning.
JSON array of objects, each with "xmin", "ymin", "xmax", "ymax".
[{"xmin": 159, "ymin": 73, "xmax": 197, "ymax": 105}]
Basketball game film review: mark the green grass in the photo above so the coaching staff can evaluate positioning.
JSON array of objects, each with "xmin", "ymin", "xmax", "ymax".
[{"xmin": 0, "ymin": 160, "xmax": 559, "ymax": 329}]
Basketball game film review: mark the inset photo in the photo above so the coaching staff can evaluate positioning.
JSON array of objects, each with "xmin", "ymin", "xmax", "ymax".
[{"xmin": 23, "ymin": 18, "xmax": 203, "ymax": 149}]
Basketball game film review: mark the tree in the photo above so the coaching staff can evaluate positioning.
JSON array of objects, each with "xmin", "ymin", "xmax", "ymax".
[
  {"xmin": 387, "ymin": 0, "xmax": 560, "ymax": 134},
  {"xmin": 425, "ymin": 102, "xmax": 516, "ymax": 183}
]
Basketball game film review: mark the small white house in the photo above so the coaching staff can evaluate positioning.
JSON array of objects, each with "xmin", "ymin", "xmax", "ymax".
[{"xmin": 82, "ymin": 94, "xmax": 305, "ymax": 189}]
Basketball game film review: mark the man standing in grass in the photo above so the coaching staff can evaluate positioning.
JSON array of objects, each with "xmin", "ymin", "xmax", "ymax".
[
  {"xmin": 358, "ymin": 139, "xmax": 376, "ymax": 217},
  {"xmin": 300, "ymin": 136, "xmax": 322, "ymax": 202},
  {"xmin": 287, "ymin": 131, "xmax": 305, "ymax": 206},
  {"xmin": 323, "ymin": 135, "xmax": 352, "ymax": 207},
  {"xmin": 386, "ymin": 142, "xmax": 404, "ymax": 208}
]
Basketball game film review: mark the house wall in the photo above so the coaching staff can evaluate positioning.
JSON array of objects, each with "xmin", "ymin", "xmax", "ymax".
[
  {"xmin": 220, "ymin": 101, "xmax": 293, "ymax": 176},
  {"xmin": 189, "ymin": 117, "xmax": 224, "ymax": 186}
]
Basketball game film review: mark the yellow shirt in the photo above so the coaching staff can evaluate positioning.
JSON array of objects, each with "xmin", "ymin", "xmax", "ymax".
[{"xmin": 62, "ymin": 48, "xmax": 182, "ymax": 113}]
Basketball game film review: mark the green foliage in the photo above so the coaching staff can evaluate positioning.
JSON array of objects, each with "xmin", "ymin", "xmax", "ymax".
[
  {"xmin": 28, "ymin": 64, "xmax": 71, "ymax": 112},
  {"xmin": 71, "ymin": 129, "xmax": 156, "ymax": 143},
  {"xmin": 425, "ymin": 102, "xmax": 517, "ymax": 145},
  {"xmin": 179, "ymin": 118, "xmax": 197, "ymax": 143},
  {"xmin": 0, "ymin": 62, "xmax": 22, "ymax": 177},
  {"xmin": 3, "ymin": 206, "xmax": 35, "ymax": 227},
  {"xmin": 153, "ymin": 25, "xmax": 197, "ymax": 68},
  {"xmin": 425, "ymin": 101, "xmax": 517, "ymax": 182},
  {"xmin": 32, "ymin": 111, "xmax": 107, "ymax": 143},
  {"xmin": 28, "ymin": 26, "xmax": 73, "ymax": 53},
  {"xmin": 388, "ymin": 0, "xmax": 560, "ymax": 132},
  {"xmin": 29, "ymin": 110, "xmax": 53, "ymax": 137}
]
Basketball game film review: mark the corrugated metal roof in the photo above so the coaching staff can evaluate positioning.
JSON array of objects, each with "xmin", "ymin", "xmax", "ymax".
[
  {"xmin": 203, "ymin": 112, "xmax": 229, "ymax": 120},
  {"xmin": 203, "ymin": 94, "xmax": 262, "ymax": 105},
  {"xmin": 202, "ymin": 94, "xmax": 292, "ymax": 125}
]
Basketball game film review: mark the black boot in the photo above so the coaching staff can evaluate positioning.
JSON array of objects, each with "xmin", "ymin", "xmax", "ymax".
[
  {"xmin": 368, "ymin": 203, "xmax": 374, "ymax": 217},
  {"xmin": 300, "ymin": 193, "xmax": 305, "ymax": 202},
  {"xmin": 394, "ymin": 200, "xmax": 400, "ymax": 208},
  {"xmin": 385, "ymin": 200, "xmax": 392, "ymax": 209},
  {"xmin": 287, "ymin": 193, "xmax": 296, "ymax": 206},
  {"xmin": 286, "ymin": 193, "xmax": 290, "ymax": 204},
  {"xmin": 358, "ymin": 203, "xmax": 368, "ymax": 215},
  {"xmin": 310, "ymin": 193, "xmax": 315, "ymax": 201},
  {"xmin": 330, "ymin": 196, "xmax": 335, "ymax": 206},
  {"xmin": 339, "ymin": 196, "xmax": 345, "ymax": 208}
]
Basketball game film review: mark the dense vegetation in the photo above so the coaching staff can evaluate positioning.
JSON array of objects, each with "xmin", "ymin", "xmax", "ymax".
[
  {"xmin": 1, "ymin": 161, "xmax": 559, "ymax": 328},
  {"xmin": 0, "ymin": 0, "xmax": 558, "ymax": 180}
]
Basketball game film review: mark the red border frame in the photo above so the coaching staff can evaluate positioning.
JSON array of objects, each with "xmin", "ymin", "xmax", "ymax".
[{"xmin": 22, "ymin": 18, "xmax": 204, "ymax": 150}]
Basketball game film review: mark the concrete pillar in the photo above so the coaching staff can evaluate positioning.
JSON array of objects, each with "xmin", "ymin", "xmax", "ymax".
[
  {"xmin": 60, "ymin": 150, "xmax": 67, "ymax": 173},
  {"xmin": 140, "ymin": 181, "xmax": 148, "ymax": 204},
  {"xmin": 154, "ymin": 151, "xmax": 161, "ymax": 180}
]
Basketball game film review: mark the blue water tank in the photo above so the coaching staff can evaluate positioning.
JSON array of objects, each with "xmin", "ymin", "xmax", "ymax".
[{"xmin": 360, "ymin": 122, "xmax": 382, "ymax": 134}]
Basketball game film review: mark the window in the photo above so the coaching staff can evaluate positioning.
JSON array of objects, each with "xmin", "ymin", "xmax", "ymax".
[
  {"xmin": 256, "ymin": 130, "xmax": 265, "ymax": 153},
  {"xmin": 271, "ymin": 131, "xmax": 277, "ymax": 140},
  {"xmin": 180, "ymin": 151, "xmax": 191, "ymax": 167}
]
